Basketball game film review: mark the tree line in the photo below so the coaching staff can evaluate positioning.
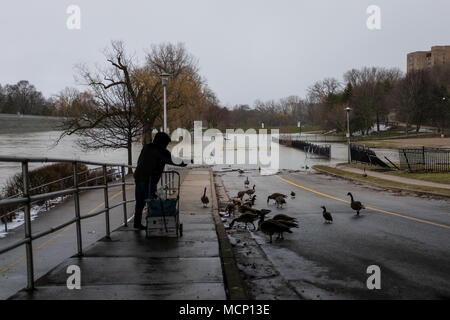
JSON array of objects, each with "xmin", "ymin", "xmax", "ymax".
[{"xmin": 2, "ymin": 41, "xmax": 449, "ymax": 171}]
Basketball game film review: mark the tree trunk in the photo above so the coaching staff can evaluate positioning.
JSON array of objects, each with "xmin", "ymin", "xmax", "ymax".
[
  {"xmin": 127, "ymin": 138, "xmax": 133, "ymax": 175},
  {"xmin": 376, "ymin": 113, "xmax": 380, "ymax": 132},
  {"xmin": 142, "ymin": 124, "xmax": 153, "ymax": 145}
]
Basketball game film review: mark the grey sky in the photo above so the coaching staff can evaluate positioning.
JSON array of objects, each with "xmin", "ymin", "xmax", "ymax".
[{"xmin": 1, "ymin": 0, "xmax": 449, "ymax": 107}]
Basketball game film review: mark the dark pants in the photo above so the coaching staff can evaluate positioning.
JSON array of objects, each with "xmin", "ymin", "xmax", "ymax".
[{"xmin": 134, "ymin": 179, "xmax": 157, "ymax": 227}]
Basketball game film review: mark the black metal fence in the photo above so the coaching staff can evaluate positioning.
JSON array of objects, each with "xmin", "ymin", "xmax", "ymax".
[
  {"xmin": 399, "ymin": 147, "xmax": 450, "ymax": 172},
  {"xmin": 279, "ymin": 139, "xmax": 331, "ymax": 158},
  {"xmin": 350, "ymin": 144, "xmax": 389, "ymax": 167}
]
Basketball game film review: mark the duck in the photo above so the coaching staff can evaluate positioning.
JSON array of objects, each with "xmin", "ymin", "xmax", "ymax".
[
  {"xmin": 290, "ymin": 191, "xmax": 296, "ymax": 198},
  {"xmin": 272, "ymin": 213, "xmax": 297, "ymax": 222},
  {"xmin": 321, "ymin": 206, "xmax": 333, "ymax": 223},
  {"xmin": 267, "ymin": 193, "xmax": 287, "ymax": 204},
  {"xmin": 244, "ymin": 177, "xmax": 250, "ymax": 188},
  {"xmin": 258, "ymin": 218, "xmax": 293, "ymax": 243},
  {"xmin": 347, "ymin": 192, "xmax": 365, "ymax": 216},
  {"xmin": 246, "ymin": 185, "xmax": 256, "ymax": 196},
  {"xmin": 229, "ymin": 212, "xmax": 259, "ymax": 230},
  {"xmin": 201, "ymin": 187, "xmax": 209, "ymax": 207},
  {"xmin": 275, "ymin": 195, "xmax": 286, "ymax": 208}
]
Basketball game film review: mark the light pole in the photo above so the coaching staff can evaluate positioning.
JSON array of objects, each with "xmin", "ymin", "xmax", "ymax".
[
  {"xmin": 160, "ymin": 72, "xmax": 171, "ymax": 133},
  {"xmin": 345, "ymin": 107, "xmax": 351, "ymax": 163}
]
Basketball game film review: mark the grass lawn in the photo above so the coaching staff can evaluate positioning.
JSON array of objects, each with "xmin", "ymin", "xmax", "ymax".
[
  {"xmin": 314, "ymin": 165, "xmax": 450, "ymax": 197},
  {"xmin": 340, "ymin": 163, "xmax": 450, "ymax": 185}
]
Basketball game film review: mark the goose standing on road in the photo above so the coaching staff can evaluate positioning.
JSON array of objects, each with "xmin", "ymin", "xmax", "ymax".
[
  {"xmin": 275, "ymin": 195, "xmax": 286, "ymax": 208},
  {"xmin": 258, "ymin": 218, "xmax": 293, "ymax": 243},
  {"xmin": 347, "ymin": 192, "xmax": 365, "ymax": 216},
  {"xmin": 201, "ymin": 187, "xmax": 209, "ymax": 207},
  {"xmin": 244, "ymin": 177, "xmax": 250, "ymax": 188},
  {"xmin": 290, "ymin": 191, "xmax": 296, "ymax": 199},
  {"xmin": 272, "ymin": 213, "xmax": 297, "ymax": 222},
  {"xmin": 321, "ymin": 206, "xmax": 333, "ymax": 223},
  {"xmin": 229, "ymin": 212, "xmax": 259, "ymax": 230},
  {"xmin": 246, "ymin": 185, "xmax": 256, "ymax": 196},
  {"xmin": 267, "ymin": 193, "xmax": 287, "ymax": 204}
]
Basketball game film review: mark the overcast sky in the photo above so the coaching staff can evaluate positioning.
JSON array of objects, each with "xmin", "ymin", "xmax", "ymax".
[{"xmin": 1, "ymin": 0, "xmax": 449, "ymax": 107}]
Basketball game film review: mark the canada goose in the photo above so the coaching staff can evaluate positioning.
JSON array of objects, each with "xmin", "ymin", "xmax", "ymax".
[
  {"xmin": 362, "ymin": 167, "xmax": 367, "ymax": 178},
  {"xmin": 201, "ymin": 187, "xmax": 209, "ymax": 207},
  {"xmin": 225, "ymin": 202, "xmax": 236, "ymax": 216},
  {"xmin": 321, "ymin": 206, "xmax": 333, "ymax": 223},
  {"xmin": 275, "ymin": 196, "xmax": 286, "ymax": 208},
  {"xmin": 246, "ymin": 185, "xmax": 256, "ymax": 196},
  {"xmin": 258, "ymin": 218, "xmax": 292, "ymax": 243},
  {"xmin": 267, "ymin": 193, "xmax": 287, "ymax": 204},
  {"xmin": 290, "ymin": 191, "xmax": 296, "ymax": 198},
  {"xmin": 272, "ymin": 213, "xmax": 297, "ymax": 222},
  {"xmin": 232, "ymin": 198, "xmax": 242, "ymax": 206},
  {"xmin": 347, "ymin": 192, "xmax": 365, "ymax": 216},
  {"xmin": 237, "ymin": 190, "xmax": 247, "ymax": 199},
  {"xmin": 244, "ymin": 177, "xmax": 250, "ymax": 188},
  {"xmin": 238, "ymin": 169, "xmax": 245, "ymax": 175},
  {"xmin": 243, "ymin": 195, "xmax": 257, "ymax": 207},
  {"xmin": 229, "ymin": 212, "xmax": 259, "ymax": 230},
  {"xmin": 275, "ymin": 219, "xmax": 299, "ymax": 229}
]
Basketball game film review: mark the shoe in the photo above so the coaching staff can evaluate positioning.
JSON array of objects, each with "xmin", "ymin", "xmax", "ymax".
[{"xmin": 133, "ymin": 224, "xmax": 146, "ymax": 230}]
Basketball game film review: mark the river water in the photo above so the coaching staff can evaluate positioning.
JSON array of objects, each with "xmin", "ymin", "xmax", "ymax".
[{"xmin": 0, "ymin": 130, "xmax": 365, "ymax": 189}]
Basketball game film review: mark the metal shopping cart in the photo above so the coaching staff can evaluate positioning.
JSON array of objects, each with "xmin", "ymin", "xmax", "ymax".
[{"xmin": 145, "ymin": 171, "xmax": 182, "ymax": 238}]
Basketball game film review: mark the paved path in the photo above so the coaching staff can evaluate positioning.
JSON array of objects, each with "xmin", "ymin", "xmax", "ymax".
[
  {"xmin": 8, "ymin": 168, "xmax": 227, "ymax": 300},
  {"xmin": 337, "ymin": 165, "xmax": 450, "ymax": 190}
]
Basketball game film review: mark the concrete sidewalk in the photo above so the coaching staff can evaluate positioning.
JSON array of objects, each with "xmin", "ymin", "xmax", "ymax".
[
  {"xmin": 9, "ymin": 168, "xmax": 227, "ymax": 300},
  {"xmin": 337, "ymin": 165, "xmax": 450, "ymax": 190}
]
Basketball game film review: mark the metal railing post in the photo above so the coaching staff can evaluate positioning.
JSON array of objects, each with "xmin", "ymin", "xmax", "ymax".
[
  {"xmin": 103, "ymin": 165, "xmax": 111, "ymax": 238},
  {"xmin": 22, "ymin": 161, "xmax": 35, "ymax": 290},
  {"xmin": 121, "ymin": 166, "xmax": 128, "ymax": 226},
  {"xmin": 72, "ymin": 162, "xmax": 83, "ymax": 256}
]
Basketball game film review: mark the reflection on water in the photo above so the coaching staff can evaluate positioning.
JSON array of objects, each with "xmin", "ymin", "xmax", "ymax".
[{"xmin": 0, "ymin": 131, "xmax": 355, "ymax": 188}]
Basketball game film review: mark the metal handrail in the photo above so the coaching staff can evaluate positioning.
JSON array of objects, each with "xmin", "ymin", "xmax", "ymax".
[
  {"xmin": 0, "ymin": 155, "xmax": 137, "ymax": 291},
  {"xmin": 0, "ymin": 166, "xmax": 122, "ymax": 225}
]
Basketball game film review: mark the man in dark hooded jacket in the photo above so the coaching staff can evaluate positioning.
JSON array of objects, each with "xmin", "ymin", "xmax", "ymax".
[{"xmin": 133, "ymin": 132, "xmax": 187, "ymax": 229}]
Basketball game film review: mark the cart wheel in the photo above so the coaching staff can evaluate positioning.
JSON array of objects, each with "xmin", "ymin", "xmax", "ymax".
[{"xmin": 179, "ymin": 223, "xmax": 183, "ymax": 237}]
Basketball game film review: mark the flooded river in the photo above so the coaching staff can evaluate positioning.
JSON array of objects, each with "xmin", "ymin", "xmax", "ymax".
[{"xmin": 0, "ymin": 131, "xmax": 397, "ymax": 188}]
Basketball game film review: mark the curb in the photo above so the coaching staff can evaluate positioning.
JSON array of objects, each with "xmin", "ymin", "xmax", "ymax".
[
  {"xmin": 209, "ymin": 170, "xmax": 248, "ymax": 300},
  {"xmin": 313, "ymin": 166, "xmax": 450, "ymax": 199}
]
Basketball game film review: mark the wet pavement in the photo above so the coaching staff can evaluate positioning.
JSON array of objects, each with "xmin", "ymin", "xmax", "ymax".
[
  {"xmin": 217, "ymin": 168, "xmax": 450, "ymax": 299},
  {"xmin": 8, "ymin": 168, "xmax": 227, "ymax": 300}
]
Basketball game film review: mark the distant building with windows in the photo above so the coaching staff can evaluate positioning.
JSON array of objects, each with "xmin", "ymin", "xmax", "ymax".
[{"xmin": 407, "ymin": 45, "xmax": 450, "ymax": 73}]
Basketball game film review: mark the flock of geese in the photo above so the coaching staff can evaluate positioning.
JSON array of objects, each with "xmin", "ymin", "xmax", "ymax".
[{"xmin": 201, "ymin": 170, "xmax": 366, "ymax": 243}]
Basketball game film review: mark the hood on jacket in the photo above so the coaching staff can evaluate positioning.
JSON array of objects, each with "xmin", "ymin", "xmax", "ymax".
[{"xmin": 153, "ymin": 132, "xmax": 171, "ymax": 148}]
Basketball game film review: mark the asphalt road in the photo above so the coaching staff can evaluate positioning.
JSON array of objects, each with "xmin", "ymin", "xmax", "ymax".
[{"xmin": 220, "ymin": 169, "xmax": 450, "ymax": 299}]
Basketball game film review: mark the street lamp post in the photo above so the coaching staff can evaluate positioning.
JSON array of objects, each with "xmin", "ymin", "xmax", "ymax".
[
  {"xmin": 345, "ymin": 107, "xmax": 351, "ymax": 163},
  {"xmin": 160, "ymin": 73, "xmax": 171, "ymax": 133}
]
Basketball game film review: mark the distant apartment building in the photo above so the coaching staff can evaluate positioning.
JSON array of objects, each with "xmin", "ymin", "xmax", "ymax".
[{"xmin": 407, "ymin": 45, "xmax": 450, "ymax": 73}]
